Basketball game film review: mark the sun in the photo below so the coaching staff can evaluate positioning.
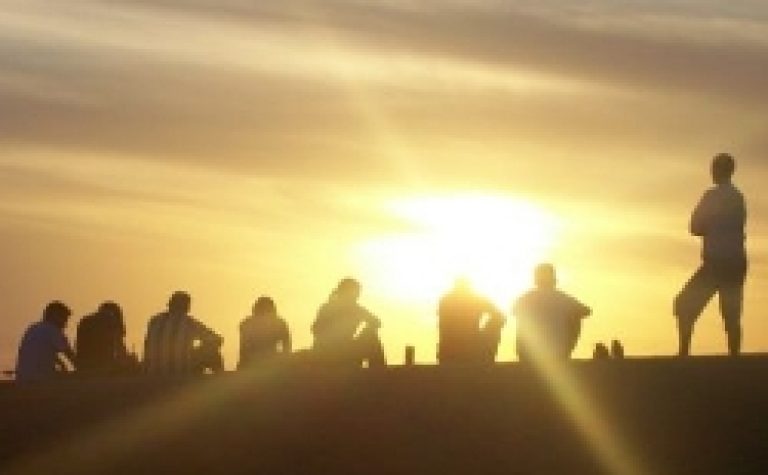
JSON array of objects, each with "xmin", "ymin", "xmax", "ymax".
[{"xmin": 355, "ymin": 193, "xmax": 560, "ymax": 309}]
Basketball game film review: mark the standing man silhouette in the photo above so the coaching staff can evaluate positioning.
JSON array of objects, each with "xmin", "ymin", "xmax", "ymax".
[{"xmin": 675, "ymin": 153, "xmax": 747, "ymax": 356}]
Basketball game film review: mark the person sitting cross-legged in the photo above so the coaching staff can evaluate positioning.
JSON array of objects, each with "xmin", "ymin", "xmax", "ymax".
[
  {"xmin": 144, "ymin": 291, "xmax": 224, "ymax": 375},
  {"xmin": 312, "ymin": 278, "xmax": 385, "ymax": 368},
  {"xmin": 514, "ymin": 264, "xmax": 591, "ymax": 364}
]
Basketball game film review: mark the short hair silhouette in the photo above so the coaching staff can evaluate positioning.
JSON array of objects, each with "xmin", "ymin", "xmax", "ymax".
[
  {"xmin": 712, "ymin": 153, "xmax": 735, "ymax": 184},
  {"xmin": 335, "ymin": 278, "xmax": 361, "ymax": 299},
  {"xmin": 534, "ymin": 264, "xmax": 556, "ymax": 289},
  {"xmin": 98, "ymin": 301, "xmax": 122, "ymax": 319},
  {"xmin": 43, "ymin": 301, "xmax": 72, "ymax": 329},
  {"xmin": 168, "ymin": 291, "xmax": 192, "ymax": 314},
  {"xmin": 252, "ymin": 296, "xmax": 276, "ymax": 316}
]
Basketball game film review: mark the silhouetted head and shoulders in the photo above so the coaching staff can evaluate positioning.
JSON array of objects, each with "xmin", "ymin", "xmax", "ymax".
[
  {"xmin": 513, "ymin": 264, "xmax": 591, "ymax": 320},
  {"xmin": 690, "ymin": 153, "xmax": 746, "ymax": 260},
  {"xmin": 16, "ymin": 301, "xmax": 76, "ymax": 382},
  {"xmin": 241, "ymin": 296, "xmax": 288, "ymax": 335},
  {"xmin": 313, "ymin": 278, "xmax": 380, "ymax": 345},
  {"xmin": 439, "ymin": 278, "xmax": 501, "ymax": 329},
  {"xmin": 239, "ymin": 296, "xmax": 291, "ymax": 367},
  {"xmin": 316, "ymin": 278, "xmax": 379, "ymax": 325}
]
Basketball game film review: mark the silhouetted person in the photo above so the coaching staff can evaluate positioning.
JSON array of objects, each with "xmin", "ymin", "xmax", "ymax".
[
  {"xmin": 312, "ymin": 278, "xmax": 385, "ymax": 368},
  {"xmin": 238, "ymin": 296, "xmax": 291, "ymax": 369},
  {"xmin": 675, "ymin": 153, "xmax": 747, "ymax": 357},
  {"xmin": 437, "ymin": 278, "xmax": 505, "ymax": 365},
  {"xmin": 144, "ymin": 291, "xmax": 224, "ymax": 375},
  {"xmin": 76, "ymin": 301, "xmax": 134, "ymax": 374},
  {"xmin": 15, "ymin": 301, "xmax": 76, "ymax": 382},
  {"xmin": 514, "ymin": 264, "xmax": 591, "ymax": 363}
]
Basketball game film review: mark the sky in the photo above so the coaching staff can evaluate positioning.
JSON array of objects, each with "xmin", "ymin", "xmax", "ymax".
[{"xmin": 1, "ymin": 0, "xmax": 767, "ymax": 369}]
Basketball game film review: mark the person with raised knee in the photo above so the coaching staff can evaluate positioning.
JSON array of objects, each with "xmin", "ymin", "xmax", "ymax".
[
  {"xmin": 312, "ymin": 278, "xmax": 385, "ymax": 368},
  {"xmin": 16, "ymin": 301, "xmax": 77, "ymax": 382},
  {"xmin": 675, "ymin": 153, "xmax": 747, "ymax": 357},
  {"xmin": 514, "ymin": 264, "xmax": 591, "ymax": 363},
  {"xmin": 144, "ymin": 291, "xmax": 224, "ymax": 375}
]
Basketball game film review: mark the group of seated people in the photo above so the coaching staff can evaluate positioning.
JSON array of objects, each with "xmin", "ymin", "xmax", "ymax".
[{"xmin": 14, "ymin": 264, "xmax": 592, "ymax": 382}]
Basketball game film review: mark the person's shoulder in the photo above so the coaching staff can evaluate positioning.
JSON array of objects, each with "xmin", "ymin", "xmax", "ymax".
[
  {"xmin": 239, "ymin": 317, "xmax": 253, "ymax": 330},
  {"xmin": 78, "ymin": 312, "xmax": 98, "ymax": 328},
  {"xmin": 148, "ymin": 312, "xmax": 172, "ymax": 326},
  {"xmin": 516, "ymin": 289, "xmax": 538, "ymax": 301},
  {"xmin": 24, "ymin": 321, "xmax": 46, "ymax": 336}
]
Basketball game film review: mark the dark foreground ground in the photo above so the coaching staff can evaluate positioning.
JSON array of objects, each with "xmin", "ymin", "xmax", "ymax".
[{"xmin": 2, "ymin": 356, "xmax": 768, "ymax": 475}]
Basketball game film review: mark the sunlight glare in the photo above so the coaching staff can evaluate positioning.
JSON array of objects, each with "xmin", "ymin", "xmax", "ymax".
[{"xmin": 356, "ymin": 193, "xmax": 560, "ymax": 309}]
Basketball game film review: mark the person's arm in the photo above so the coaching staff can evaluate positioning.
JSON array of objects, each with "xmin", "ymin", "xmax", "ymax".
[
  {"xmin": 359, "ymin": 307, "xmax": 381, "ymax": 330},
  {"xmin": 59, "ymin": 341, "xmax": 77, "ymax": 371},
  {"xmin": 194, "ymin": 320, "xmax": 223, "ymax": 347},
  {"xmin": 483, "ymin": 299, "xmax": 506, "ymax": 329},
  {"xmin": 569, "ymin": 296, "xmax": 592, "ymax": 319},
  {"xmin": 690, "ymin": 191, "xmax": 712, "ymax": 237}
]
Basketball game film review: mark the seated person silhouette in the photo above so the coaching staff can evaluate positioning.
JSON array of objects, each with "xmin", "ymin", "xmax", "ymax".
[
  {"xmin": 76, "ymin": 301, "xmax": 137, "ymax": 375},
  {"xmin": 144, "ymin": 291, "xmax": 224, "ymax": 375},
  {"xmin": 437, "ymin": 278, "xmax": 505, "ymax": 365},
  {"xmin": 15, "ymin": 301, "xmax": 77, "ymax": 382},
  {"xmin": 238, "ymin": 296, "xmax": 291, "ymax": 369},
  {"xmin": 514, "ymin": 264, "xmax": 591, "ymax": 363},
  {"xmin": 312, "ymin": 278, "xmax": 385, "ymax": 368}
]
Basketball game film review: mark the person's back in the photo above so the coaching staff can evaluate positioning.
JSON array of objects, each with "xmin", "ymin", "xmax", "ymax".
[
  {"xmin": 144, "ymin": 292, "xmax": 223, "ymax": 375},
  {"xmin": 76, "ymin": 302, "xmax": 127, "ymax": 374},
  {"xmin": 313, "ymin": 286, "xmax": 377, "ymax": 350},
  {"xmin": 438, "ymin": 280, "xmax": 502, "ymax": 364},
  {"xmin": 514, "ymin": 265, "xmax": 590, "ymax": 362},
  {"xmin": 691, "ymin": 181, "xmax": 746, "ymax": 264},
  {"xmin": 239, "ymin": 297, "xmax": 291, "ymax": 369},
  {"xmin": 16, "ymin": 302, "xmax": 76, "ymax": 383},
  {"xmin": 312, "ymin": 278, "xmax": 384, "ymax": 367}
]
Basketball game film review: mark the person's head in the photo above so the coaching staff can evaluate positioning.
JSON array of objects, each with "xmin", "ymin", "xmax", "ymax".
[
  {"xmin": 534, "ymin": 263, "xmax": 557, "ymax": 289},
  {"xmin": 252, "ymin": 296, "xmax": 276, "ymax": 317},
  {"xmin": 43, "ymin": 301, "xmax": 72, "ymax": 329},
  {"xmin": 168, "ymin": 291, "xmax": 192, "ymax": 315},
  {"xmin": 98, "ymin": 301, "xmax": 123, "ymax": 320},
  {"xmin": 335, "ymin": 278, "xmax": 361, "ymax": 302},
  {"xmin": 453, "ymin": 276, "xmax": 472, "ymax": 292},
  {"xmin": 711, "ymin": 153, "xmax": 736, "ymax": 185}
]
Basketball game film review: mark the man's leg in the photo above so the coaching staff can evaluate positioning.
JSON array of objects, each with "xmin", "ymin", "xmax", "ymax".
[
  {"xmin": 563, "ymin": 317, "xmax": 582, "ymax": 359},
  {"xmin": 674, "ymin": 266, "xmax": 717, "ymax": 356},
  {"xmin": 480, "ymin": 318, "xmax": 504, "ymax": 364},
  {"xmin": 356, "ymin": 327, "xmax": 386, "ymax": 368},
  {"xmin": 194, "ymin": 343, "xmax": 224, "ymax": 374},
  {"xmin": 718, "ymin": 264, "xmax": 747, "ymax": 357}
]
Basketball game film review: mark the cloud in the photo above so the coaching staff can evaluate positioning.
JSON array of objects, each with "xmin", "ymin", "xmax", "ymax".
[{"xmin": 1, "ymin": 0, "xmax": 766, "ymax": 180}]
